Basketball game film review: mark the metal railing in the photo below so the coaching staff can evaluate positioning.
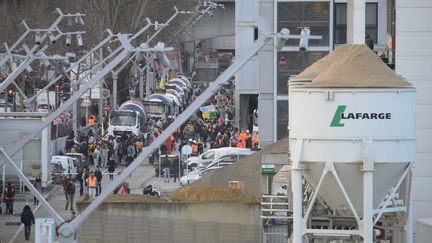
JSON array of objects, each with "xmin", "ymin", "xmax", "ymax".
[{"xmin": 261, "ymin": 194, "xmax": 292, "ymax": 242}]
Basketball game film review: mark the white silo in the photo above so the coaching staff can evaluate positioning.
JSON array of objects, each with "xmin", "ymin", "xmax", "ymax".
[{"xmin": 289, "ymin": 45, "xmax": 415, "ymax": 243}]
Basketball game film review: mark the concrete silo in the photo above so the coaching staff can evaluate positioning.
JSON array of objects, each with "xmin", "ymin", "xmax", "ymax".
[{"xmin": 289, "ymin": 45, "xmax": 415, "ymax": 243}]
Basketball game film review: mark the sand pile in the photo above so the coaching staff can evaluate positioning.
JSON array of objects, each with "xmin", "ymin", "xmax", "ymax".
[
  {"xmin": 293, "ymin": 44, "xmax": 352, "ymax": 80},
  {"xmin": 305, "ymin": 44, "xmax": 412, "ymax": 88},
  {"xmin": 102, "ymin": 194, "xmax": 167, "ymax": 202},
  {"xmin": 171, "ymin": 186, "xmax": 260, "ymax": 203}
]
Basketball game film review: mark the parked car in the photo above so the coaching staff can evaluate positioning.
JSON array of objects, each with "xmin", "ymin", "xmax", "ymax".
[
  {"xmin": 204, "ymin": 153, "xmax": 249, "ymax": 169},
  {"xmin": 51, "ymin": 156, "xmax": 77, "ymax": 183},
  {"xmin": 179, "ymin": 166, "xmax": 228, "ymax": 186},
  {"xmin": 185, "ymin": 147, "xmax": 252, "ymax": 170},
  {"xmin": 64, "ymin": 152, "xmax": 88, "ymax": 171},
  {"xmin": 37, "ymin": 103, "xmax": 55, "ymax": 112}
]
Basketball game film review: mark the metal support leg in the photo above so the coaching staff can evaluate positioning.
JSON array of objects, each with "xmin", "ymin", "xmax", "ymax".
[
  {"xmin": 362, "ymin": 140, "xmax": 375, "ymax": 243},
  {"xmin": 139, "ymin": 70, "xmax": 144, "ymax": 99},
  {"xmin": 363, "ymin": 170, "xmax": 374, "ymax": 243},
  {"xmin": 405, "ymin": 170, "xmax": 413, "ymax": 243},
  {"xmin": 293, "ymin": 168, "xmax": 303, "ymax": 243},
  {"xmin": 292, "ymin": 138, "xmax": 304, "ymax": 243}
]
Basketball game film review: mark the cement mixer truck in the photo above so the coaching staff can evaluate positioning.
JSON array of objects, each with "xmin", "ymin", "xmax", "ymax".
[{"xmin": 108, "ymin": 100, "xmax": 147, "ymax": 137}]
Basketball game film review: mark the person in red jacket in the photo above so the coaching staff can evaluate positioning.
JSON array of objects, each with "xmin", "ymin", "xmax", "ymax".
[{"xmin": 4, "ymin": 182, "xmax": 15, "ymax": 214}]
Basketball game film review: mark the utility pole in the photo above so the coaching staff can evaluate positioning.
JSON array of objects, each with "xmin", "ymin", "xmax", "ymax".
[{"xmin": 98, "ymin": 48, "xmax": 104, "ymax": 134}]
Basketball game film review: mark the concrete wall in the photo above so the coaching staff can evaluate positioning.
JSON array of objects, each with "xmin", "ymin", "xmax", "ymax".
[
  {"xmin": 396, "ymin": 0, "xmax": 432, "ymax": 226},
  {"xmin": 76, "ymin": 201, "xmax": 262, "ymax": 243},
  {"xmin": 0, "ymin": 116, "xmax": 62, "ymax": 186}
]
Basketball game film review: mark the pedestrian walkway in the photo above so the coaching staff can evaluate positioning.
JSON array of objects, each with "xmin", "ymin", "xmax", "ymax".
[
  {"xmin": 2, "ymin": 158, "xmax": 184, "ymax": 243},
  {"xmin": 4, "ymin": 161, "xmax": 156, "ymax": 243}
]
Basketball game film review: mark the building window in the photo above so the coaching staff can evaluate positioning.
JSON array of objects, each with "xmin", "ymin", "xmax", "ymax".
[
  {"xmin": 277, "ymin": 100, "xmax": 289, "ymax": 140},
  {"xmin": 277, "ymin": 51, "xmax": 328, "ymax": 95},
  {"xmin": 278, "ymin": 2, "xmax": 330, "ymax": 47},
  {"xmin": 334, "ymin": 3, "xmax": 378, "ymax": 45},
  {"xmin": 366, "ymin": 3, "xmax": 378, "ymax": 44}
]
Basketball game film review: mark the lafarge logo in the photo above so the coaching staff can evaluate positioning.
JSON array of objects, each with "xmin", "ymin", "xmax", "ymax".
[{"xmin": 330, "ymin": 105, "xmax": 392, "ymax": 127}]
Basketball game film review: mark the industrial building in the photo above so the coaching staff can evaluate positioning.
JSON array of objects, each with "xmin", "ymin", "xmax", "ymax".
[{"xmin": 234, "ymin": 0, "xmax": 432, "ymax": 241}]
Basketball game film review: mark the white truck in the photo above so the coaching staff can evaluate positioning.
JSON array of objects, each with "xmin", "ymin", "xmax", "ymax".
[
  {"xmin": 36, "ymin": 91, "xmax": 56, "ymax": 112},
  {"xmin": 108, "ymin": 100, "xmax": 147, "ymax": 137}
]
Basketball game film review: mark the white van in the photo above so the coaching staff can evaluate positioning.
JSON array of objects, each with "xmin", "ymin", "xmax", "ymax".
[
  {"xmin": 51, "ymin": 155, "xmax": 77, "ymax": 176},
  {"xmin": 186, "ymin": 147, "xmax": 252, "ymax": 170}
]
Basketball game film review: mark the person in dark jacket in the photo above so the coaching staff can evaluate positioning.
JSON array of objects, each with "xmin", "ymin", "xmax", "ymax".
[
  {"xmin": 65, "ymin": 180, "xmax": 75, "ymax": 211},
  {"xmin": 20, "ymin": 205, "xmax": 35, "ymax": 241},
  {"xmin": 107, "ymin": 158, "xmax": 116, "ymax": 180},
  {"xmin": 33, "ymin": 176, "xmax": 42, "ymax": 205},
  {"xmin": 95, "ymin": 166, "xmax": 103, "ymax": 195}
]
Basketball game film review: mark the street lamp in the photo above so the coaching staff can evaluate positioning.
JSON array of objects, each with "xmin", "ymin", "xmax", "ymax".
[
  {"xmin": 65, "ymin": 34, "xmax": 72, "ymax": 46},
  {"xmin": 35, "ymin": 31, "xmax": 44, "ymax": 45},
  {"xmin": 76, "ymin": 33, "xmax": 83, "ymax": 47}
]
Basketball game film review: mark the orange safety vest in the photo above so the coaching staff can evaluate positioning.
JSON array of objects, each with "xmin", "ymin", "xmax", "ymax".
[
  {"xmin": 88, "ymin": 115, "xmax": 96, "ymax": 125},
  {"xmin": 192, "ymin": 144, "xmax": 198, "ymax": 153},
  {"xmin": 87, "ymin": 176, "xmax": 97, "ymax": 188}
]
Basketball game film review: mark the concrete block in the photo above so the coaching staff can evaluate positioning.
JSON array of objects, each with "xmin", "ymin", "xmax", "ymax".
[
  {"xmin": 241, "ymin": 225, "xmax": 262, "ymax": 242},
  {"xmin": 218, "ymin": 223, "xmax": 241, "ymax": 242},
  {"xmin": 172, "ymin": 220, "xmax": 195, "ymax": 243},
  {"xmin": 149, "ymin": 219, "xmax": 172, "ymax": 242},
  {"xmin": 195, "ymin": 222, "xmax": 219, "ymax": 243}
]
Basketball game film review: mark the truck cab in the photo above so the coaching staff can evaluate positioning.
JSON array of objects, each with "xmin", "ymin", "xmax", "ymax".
[{"xmin": 108, "ymin": 100, "xmax": 146, "ymax": 137}]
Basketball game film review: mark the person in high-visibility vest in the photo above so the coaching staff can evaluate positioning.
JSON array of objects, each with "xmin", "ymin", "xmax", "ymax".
[
  {"xmin": 86, "ymin": 172, "xmax": 97, "ymax": 199},
  {"xmin": 191, "ymin": 140, "xmax": 198, "ymax": 156},
  {"xmin": 88, "ymin": 114, "xmax": 96, "ymax": 125},
  {"xmin": 236, "ymin": 132, "xmax": 243, "ymax": 148}
]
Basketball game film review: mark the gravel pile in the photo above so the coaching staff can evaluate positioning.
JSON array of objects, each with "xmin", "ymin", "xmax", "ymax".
[
  {"xmin": 171, "ymin": 186, "xmax": 260, "ymax": 203},
  {"xmin": 102, "ymin": 194, "xmax": 167, "ymax": 202},
  {"xmin": 294, "ymin": 44, "xmax": 352, "ymax": 80},
  {"xmin": 305, "ymin": 44, "xmax": 411, "ymax": 88}
]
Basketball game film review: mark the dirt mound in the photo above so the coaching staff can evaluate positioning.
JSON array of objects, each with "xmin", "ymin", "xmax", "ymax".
[
  {"xmin": 191, "ymin": 151, "xmax": 262, "ymax": 195},
  {"xmin": 171, "ymin": 186, "xmax": 260, "ymax": 203},
  {"xmin": 306, "ymin": 44, "xmax": 412, "ymax": 88},
  {"xmin": 293, "ymin": 44, "xmax": 352, "ymax": 80},
  {"xmin": 103, "ymin": 194, "xmax": 167, "ymax": 202}
]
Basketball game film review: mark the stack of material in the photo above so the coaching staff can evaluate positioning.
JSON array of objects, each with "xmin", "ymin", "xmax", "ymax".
[
  {"xmin": 103, "ymin": 194, "xmax": 166, "ymax": 202},
  {"xmin": 294, "ymin": 44, "xmax": 352, "ymax": 80},
  {"xmin": 170, "ymin": 186, "xmax": 260, "ymax": 203},
  {"xmin": 298, "ymin": 44, "xmax": 411, "ymax": 88}
]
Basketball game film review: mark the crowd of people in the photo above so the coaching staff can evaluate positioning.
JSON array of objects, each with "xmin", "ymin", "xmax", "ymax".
[{"xmin": 0, "ymin": 80, "xmax": 262, "ymax": 242}]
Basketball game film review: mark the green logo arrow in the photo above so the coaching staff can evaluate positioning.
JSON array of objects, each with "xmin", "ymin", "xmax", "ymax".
[{"xmin": 330, "ymin": 105, "xmax": 346, "ymax": 127}]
